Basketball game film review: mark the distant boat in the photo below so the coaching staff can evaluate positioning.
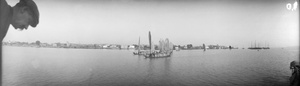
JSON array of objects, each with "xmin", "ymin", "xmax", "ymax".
[
  {"xmin": 133, "ymin": 36, "xmax": 144, "ymax": 55},
  {"xmin": 262, "ymin": 47, "xmax": 270, "ymax": 49},
  {"xmin": 248, "ymin": 41, "xmax": 270, "ymax": 50},
  {"xmin": 262, "ymin": 42, "xmax": 270, "ymax": 49},
  {"xmin": 248, "ymin": 47, "xmax": 262, "ymax": 49},
  {"xmin": 144, "ymin": 52, "xmax": 172, "ymax": 58},
  {"xmin": 143, "ymin": 31, "xmax": 173, "ymax": 58},
  {"xmin": 248, "ymin": 41, "xmax": 263, "ymax": 50}
]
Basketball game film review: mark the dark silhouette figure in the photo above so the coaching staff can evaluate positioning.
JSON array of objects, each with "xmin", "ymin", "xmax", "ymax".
[
  {"xmin": 290, "ymin": 60, "xmax": 299, "ymax": 86},
  {"xmin": 0, "ymin": 0, "xmax": 39, "ymax": 85}
]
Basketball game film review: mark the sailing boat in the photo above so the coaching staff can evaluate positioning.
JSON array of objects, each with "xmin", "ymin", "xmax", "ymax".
[
  {"xmin": 143, "ymin": 31, "xmax": 173, "ymax": 58},
  {"xmin": 262, "ymin": 42, "xmax": 270, "ymax": 49},
  {"xmin": 133, "ymin": 36, "xmax": 143, "ymax": 55},
  {"xmin": 248, "ymin": 41, "xmax": 262, "ymax": 50}
]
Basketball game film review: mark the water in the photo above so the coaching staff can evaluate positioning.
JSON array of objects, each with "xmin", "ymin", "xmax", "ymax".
[{"xmin": 2, "ymin": 46, "xmax": 299, "ymax": 86}]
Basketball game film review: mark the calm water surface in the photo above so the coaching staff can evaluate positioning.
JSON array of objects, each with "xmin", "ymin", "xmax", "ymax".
[{"xmin": 2, "ymin": 46, "xmax": 299, "ymax": 86}]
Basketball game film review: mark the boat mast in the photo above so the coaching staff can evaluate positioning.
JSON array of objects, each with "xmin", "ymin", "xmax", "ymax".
[
  {"xmin": 255, "ymin": 40, "xmax": 256, "ymax": 48},
  {"xmin": 265, "ymin": 41, "xmax": 266, "ymax": 48},
  {"xmin": 138, "ymin": 36, "xmax": 140, "ymax": 52},
  {"xmin": 149, "ymin": 31, "xmax": 152, "ymax": 53}
]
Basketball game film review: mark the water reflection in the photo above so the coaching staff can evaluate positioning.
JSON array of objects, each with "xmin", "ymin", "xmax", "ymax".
[
  {"xmin": 261, "ymin": 76, "xmax": 289, "ymax": 86},
  {"xmin": 144, "ymin": 57, "xmax": 172, "ymax": 85},
  {"xmin": 3, "ymin": 47, "xmax": 297, "ymax": 86}
]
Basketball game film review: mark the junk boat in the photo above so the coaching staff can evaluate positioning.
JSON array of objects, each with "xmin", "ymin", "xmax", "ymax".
[
  {"xmin": 143, "ymin": 31, "xmax": 173, "ymax": 58},
  {"xmin": 248, "ymin": 41, "xmax": 263, "ymax": 50}
]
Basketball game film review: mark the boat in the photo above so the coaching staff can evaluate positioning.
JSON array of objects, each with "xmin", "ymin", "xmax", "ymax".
[
  {"xmin": 262, "ymin": 47, "xmax": 270, "ymax": 49},
  {"xmin": 133, "ymin": 36, "xmax": 144, "ymax": 55},
  {"xmin": 144, "ymin": 51, "xmax": 173, "ymax": 58},
  {"xmin": 262, "ymin": 42, "xmax": 270, "ymax": 49},
  {"xmin": 143, "ymin": 31, "xmax": 173, "ymax": 58},
  {"xmin": 248, "ymin": 47, "xmax": 262, "ymax": 49},
  {"xmin": 248, "ymin": 41, "xmax": 263, "ymax": 50}
]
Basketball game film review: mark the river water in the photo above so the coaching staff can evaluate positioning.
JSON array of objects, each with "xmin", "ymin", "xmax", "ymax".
[{"xmin": 2, "ymin": 46, "xmax": 298, "ymax": 86}]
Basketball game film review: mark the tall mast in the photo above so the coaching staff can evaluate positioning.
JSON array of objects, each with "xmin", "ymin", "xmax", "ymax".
[
  {"xmin": 149, "ymin": 31, "xmax": 152, "ymax": 52},
  {"xmin": 203, "ymin": 44, "xmax": 206, "ymax": 51},
  {"xmin": 255, "ymin": 40, "xmax": 256, "ymax": 48},
  {"xmin": 265, "ymin": 41, "xmax": 266, "ymax": 48},
  {"xmin": 138, "ymin": 36, "xmax": 140, "ymax": 52}
]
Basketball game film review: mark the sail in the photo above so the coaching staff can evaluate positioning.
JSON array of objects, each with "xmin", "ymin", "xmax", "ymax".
[
  {"xmin": 159, "ymin": 39, "xmax": 165, "ymax": 52},
  {"xmin": 159, "ymin": 39, "xmax": 163, "ymax": 52},
  {"xmin": 151, "ymin": 41, "xmax": 155, "ymax": 52},
  {"xmin": 157, "ymin": 38, "xmax": 173, "ymax": 53},
  {"xmin": 144, "ymin": 31, "xmax": 173, "ymax": 58},
  {"xmin": 169, "ymin": 42, "xmax": 173, "ymax": 51},
  {"xmin": 165, "ymin": 38, "xmax": 169, "ymax": 51}
]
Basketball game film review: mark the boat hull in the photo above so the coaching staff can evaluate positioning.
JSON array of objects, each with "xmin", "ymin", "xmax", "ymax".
[
  {"xmin": 143, "ymin": 54, "xmax": 171, "ymax": 58},
  {"xmin": 248, "ymin": 47, "xmax": 263, "ymax": 50},
  {"xmin": 143, "ymin": 51, "xmax": 172, "ymax": 58}
]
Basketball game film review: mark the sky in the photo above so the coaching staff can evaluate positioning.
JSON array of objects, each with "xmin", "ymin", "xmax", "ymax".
[{"xmin": 4, "ymin": 0, "xmax": 299, "ymax": 48}]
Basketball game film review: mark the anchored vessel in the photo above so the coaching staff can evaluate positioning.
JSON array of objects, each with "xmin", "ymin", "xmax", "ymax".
[
  {"xmin": 248, "ymin": 41, "xmax": 268, "ymax": 50},
  {"xmin": 143, "ymin": 31, "xmax": 173, "ymax": 58},
  {"xmin": 133, "ymin": 36, "xmax": 145, "ymax": 55},
  {"xmin": 262, "ymin": 42, "xmax": 270, "ymax": 49}
]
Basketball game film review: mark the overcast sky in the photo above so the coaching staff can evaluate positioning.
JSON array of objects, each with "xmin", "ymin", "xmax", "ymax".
[{"xmin": 4, "ymin": 0, "xmax": 299, "ymax": 48}]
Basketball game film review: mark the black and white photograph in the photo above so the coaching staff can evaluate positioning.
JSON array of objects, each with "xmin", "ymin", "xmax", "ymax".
[{"xmin": 0, "ymin": 0, "xmax": 299, "ymax": 86}]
